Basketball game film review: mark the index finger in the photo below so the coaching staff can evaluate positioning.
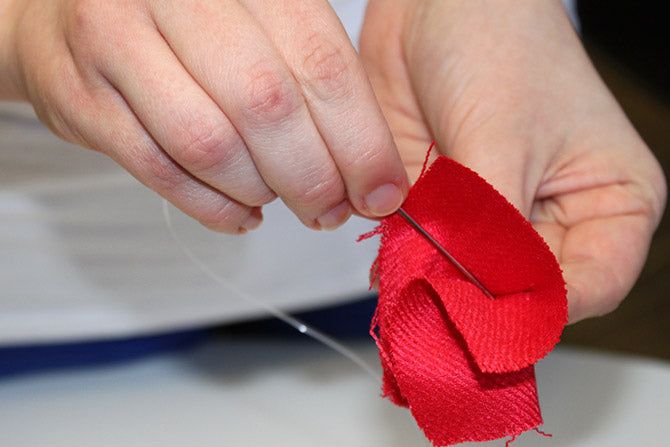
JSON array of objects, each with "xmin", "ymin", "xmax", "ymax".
[{"xmin": 241, "ymin": 0, "xmax": 410, "ymax": 217}]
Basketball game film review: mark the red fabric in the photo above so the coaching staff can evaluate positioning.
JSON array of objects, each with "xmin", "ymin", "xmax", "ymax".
[{"xmin": 367, "ymin": 156, "xmax": 567, "ymax": 446}]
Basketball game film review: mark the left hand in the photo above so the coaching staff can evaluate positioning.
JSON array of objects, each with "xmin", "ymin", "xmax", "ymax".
[{"xmin": 359, "ymin": 0, "xmax": 666, "ymax": 322}]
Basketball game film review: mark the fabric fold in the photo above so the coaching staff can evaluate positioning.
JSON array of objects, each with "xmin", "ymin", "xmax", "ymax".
[{"xmin": 366, "ymin": 155, "xmax": 567, "ymax": 445}]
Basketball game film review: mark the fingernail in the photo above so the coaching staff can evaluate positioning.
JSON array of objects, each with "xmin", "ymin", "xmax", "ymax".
[
  {"xmin": 364, "ymin": 183, "xmax": 404, "ymax": 216},
  {"xmin": 317, "ymin": 200, "xmax": 351, "ymax": 231},
  {"xmin": 239, "ymin": 208, "xmax": 263, "ymax": 233}
]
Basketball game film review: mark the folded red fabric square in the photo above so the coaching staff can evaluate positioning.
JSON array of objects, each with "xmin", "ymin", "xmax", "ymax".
[{"xmin": 363, "ymin": 155, "xmax": 567, "ymax": 446}]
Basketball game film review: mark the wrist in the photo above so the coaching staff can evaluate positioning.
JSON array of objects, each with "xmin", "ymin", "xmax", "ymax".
[{"xmin": 0, "ymin": 0, "xmax": 26, "ymax": 100}]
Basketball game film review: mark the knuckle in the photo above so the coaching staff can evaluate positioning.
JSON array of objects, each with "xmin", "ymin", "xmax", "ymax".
[
  {"xmin": 70, "ymin": 0, "xmax": 102, "ymax": 32},
  {"xmin": 242, "ymin": 65, "xmax": 301, "ymax": 123},
  {"xmin": 151, "ymin": 164, "xmax": 185, "ymax": 197},
  {"xmin": 290, "ymin": 172, "xmax": 344, "ymax": 209},
  {"xmin": 346, "ymin": 136, "xmax": 387, "ymax": 171},
  {"xmin": 67, "ymin": 0, "xmax": 109, "ymax": 48},
  {"xmin": 178, "ymin": 120, "xmax": 240, "ymax": 174},
  {"xmin": 137, "ymin": 146, "xmax": 187, "ymax": 196},
  {"xmin": 176, "ymin": 120, "xmax": 277, "ymax": 207},
  {"xmin": 66, "ymin": 0, "xmax": 147, "ymax": 65},
  {"xmin": 65, "ymin": 0, "xmax": 129, "ymax": 67},
  {"xmin": 197, "ymin": 200, "xmax": 248, "ymax": 233},
  {"xmin": 299, "ymin": 33, "xmax": 355, "ymax": 101}
]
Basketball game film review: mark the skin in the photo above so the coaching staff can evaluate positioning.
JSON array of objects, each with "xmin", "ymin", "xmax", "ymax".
[
  {"xmin": 0, "ymin": 0, "xmax": 665, "ymax": 322},
  {"xmin": 360, "ymin": 0, "xmax": 666, "ymax": 322},
  {"xmin": 0, "ymin": 0, "xmax": 409, "ymax": 233}
]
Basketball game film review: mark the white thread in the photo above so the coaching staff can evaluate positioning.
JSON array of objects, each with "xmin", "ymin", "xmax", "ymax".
[{"xmin": 162, "ymin": 200, "xmax": 381, "ymax": 382}]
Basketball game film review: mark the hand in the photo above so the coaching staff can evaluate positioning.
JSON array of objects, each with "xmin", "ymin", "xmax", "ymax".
[
  {"xmin": 360, "ymin": 0, "xmax": 666, "ymax": 322},
  {"xmin": 0, "ymin": 0, "xmax": 408, "ymax": 233}
]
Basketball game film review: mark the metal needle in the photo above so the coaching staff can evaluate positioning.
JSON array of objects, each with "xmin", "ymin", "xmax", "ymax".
[{"xmin": 396, "ymin": 208, "xmax": 495, "ymax": 299}]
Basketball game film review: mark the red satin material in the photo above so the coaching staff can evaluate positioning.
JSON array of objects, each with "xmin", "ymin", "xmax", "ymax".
[{"xmin": 367, "ymin": 156, "xmax": 567, "ymax": 446}]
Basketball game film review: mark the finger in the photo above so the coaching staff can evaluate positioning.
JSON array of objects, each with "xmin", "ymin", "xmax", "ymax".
[
  {"xmin": 240, "ymin": 0, "xmax": 409, "ymax": 217},
  {"xmin": 152, "ymin": 0, "xmax": 350, "ymax": 229},
  {"xmin": 359, "ymin": 0, "xmax": 435, "ymax": 183},
  {"xmin": 362, "ymin": 6, "xmax": 536, "ymax": 214},
  {"xmin": 561, "ymin": 215, "xmax": 651, "ymax": 323},
  {"xmin": 531, "ymin": 180, "xmax": 660, "ymax": 322},
  {"xmin": 53, "ymin": 68, "xmax": 262, "ymax": 234},
  {"xmin": 87, "ymin": 14, "xmax": 274, "ymax": 208}
]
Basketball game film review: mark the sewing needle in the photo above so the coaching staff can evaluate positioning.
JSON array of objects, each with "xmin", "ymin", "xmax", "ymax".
[{"xmin": 396, "ymin": 208, "xmax": 496, "ymax": 299}]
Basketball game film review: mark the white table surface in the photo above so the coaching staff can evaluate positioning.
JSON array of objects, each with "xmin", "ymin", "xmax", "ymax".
[{"xmin": 1, "ymin": 336, "xmax": 668, "ymax": 447}]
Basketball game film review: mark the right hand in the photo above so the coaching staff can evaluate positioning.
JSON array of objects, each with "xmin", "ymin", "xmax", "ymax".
[{"xmin": 1, "ymin": 0, "xmax": 408, "ymax": 233}]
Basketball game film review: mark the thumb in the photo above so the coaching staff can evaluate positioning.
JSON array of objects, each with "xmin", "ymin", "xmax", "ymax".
[{"xmin": 432, "ymin": 124, "xmax": 541, "ymax": 219}]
